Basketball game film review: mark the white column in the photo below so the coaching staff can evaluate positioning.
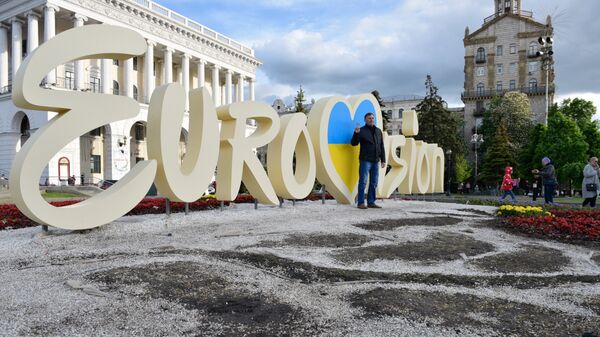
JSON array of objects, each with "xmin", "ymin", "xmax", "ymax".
[
  {"xmin": 26, "ymin": 11, "xmax": 40, "ymax": 55},
  {"xmin": 249, "ymin": 78, "xmax": 256, "ymax": 101},
  {"xmin": 225, "ymin": 69, "xmax": 232, "ymax": 104},
  {"xmin": 163, "ymin": 47, "xmax": 173, "ymax": 84},
  {"xmin": 11, "ymin": 18, "xmax": 23, "ymax": 80},
  {"xmin": 0, "ymin": 25, "xmax": 8, "ymax": 90},
  {"xmin": 144, "ymin": 40, "xmax": 155, "ymax": 103},
  {"xmin": 72, "ymin": 14, "xmax": 87, "ymax": 90},
  {"xmin": 238, "ymin": 74, "xmax": 245, "ymax": 102},
  {"xmin": 211, "ymin": 64, "xmax": 220, "ymax": 106},
  {"xmin": 182, "ymin": 53, "xmax": 190, "ymax": 110},
  {"xmin": 43, "ymin": 5, "xmax": 58, "ymax": 85},
  {"xmin": 101, "ymin": 59, "xmax": 111, "ymax": 94},
  {"xmin": 196, "ymin": 59, "xmax": 205, "ymax": 88},
  {"xmin": 124, "ymin": 58, "xmax": 133, "ymax": 98}
]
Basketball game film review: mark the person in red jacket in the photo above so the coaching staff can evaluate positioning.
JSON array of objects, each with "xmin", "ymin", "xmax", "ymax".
[{"xmin": 498, "ymin": 166, "xmax": 517, "ymax": 202}]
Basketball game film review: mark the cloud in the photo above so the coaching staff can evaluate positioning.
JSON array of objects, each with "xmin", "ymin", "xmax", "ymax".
[{"xmin": 156, "ymin": 0, "xmax": 600, "ymax": 108}]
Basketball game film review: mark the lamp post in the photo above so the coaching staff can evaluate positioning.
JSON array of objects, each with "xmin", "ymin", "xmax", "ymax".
[
  {"xmin": 536, "ymin": 36, "xmax": 554, "ymax": 125},
  {"xmin": 445, "ymin": 149, "xmax": 452, "ymax": 196},
  {"xmin": 471, "ymin": 133, "xmax": 484, "ymax": 193}
]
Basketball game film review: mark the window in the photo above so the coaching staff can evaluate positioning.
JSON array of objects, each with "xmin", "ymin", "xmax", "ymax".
[
  {"xmin": 113, "ymin": 59, "xmax": 119, "ymax": 66},
  {"xmin": 528, "ymin": 61, "xmax": 538, "ymax": 73},
  {"xmin": 89, "ymin": 127, "xmax": 102, "ymax": 137},
  {"xmin": 90, "ymin": 154, "xmax": 101, "ymax": 174},
  {"xmin": 509, "ymin": 80, "xmax": 516, "ymax": 90},
  {"xmin": 509, "ymin": 43, "xmax": 517, "ymax": 54},
  {"xmin": 528, "ymin": 78, "xmax": 538, "ymax": 92},
  {"xmin": 496, "ymin": 81, "xmax": 503, "ymax": 91},
  {"xmin": 112, "ymin": 80, "xmax": 119, "ymax": 95},
  {"xmin": 133, "ymin": 57, "xmax": 138, "ymax": 71},
  {"xmin": 90, "ymin": 77, "xmax": 100, "ymax": 93},
  {"xmin": 509, "ymin": 62, "xmax": 517, "ymax": 75},
  {"xmin": 153, "ymin": 61, "xmax": 156, "ymax": 76},
  {"xmin": 136, "ymin": 157, "xmax": 145, "ymax": 163},
  {"xmin": 496, "ymin": 45, "xmax": 503, "ymax": 56},
  {"xmin": 134, "ymin": 123, "xmax": 146, "ymax": 141},
  {"xmin": 133, "ymin": 85, "xmax": 138, "ymax": 101},
  {"xmin": 528, "ymin": 42, "xmax": 538, "ymax": 57},
  {"xmin": 476, "ymin": 67, "xmax": 485, "ymax": 77},
  {"xmin": 65, "ymin": 71, "xmax": 74, "ymax": 90},
  {"xmin": 476, "ymin": 47, "xmax": 486, "ymax": 63},
  {"xmin": 496, "ymin": 64, "xmax": 503, "ymax": 75},
  {"xmin": 476, "ymin": 83, "xmax": 485, "ymax": 96}
]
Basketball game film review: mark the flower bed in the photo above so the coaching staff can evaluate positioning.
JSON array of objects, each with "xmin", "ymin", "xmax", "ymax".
[
  {"xmin": 496, "ymin": 205, "xmax": 550, "ymax": 217},
  {"xmin": 503, "ymin": 208, "xmax": 600, "ymax": 242},
  {"xmin": 0, "ymin": 192, "xmax": 335, "ymax": 231}
]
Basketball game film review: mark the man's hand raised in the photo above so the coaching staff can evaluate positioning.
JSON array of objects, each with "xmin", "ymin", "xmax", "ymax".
[{"xmin": 354, "ymin": 123, "xmax": 360, "ymax": 134}]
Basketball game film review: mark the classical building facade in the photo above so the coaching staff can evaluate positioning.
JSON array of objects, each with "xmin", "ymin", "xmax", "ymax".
[
  {"xmin": 381, "ymin": 95, "xmax": 423, "ymax": 136},
  {"xmin": 462, "ymin": 0, "xmax": 554, "ymax": 145},
  {"xmin": 0, "ymin": 0, "xmax": 260, "ymax": 186}
]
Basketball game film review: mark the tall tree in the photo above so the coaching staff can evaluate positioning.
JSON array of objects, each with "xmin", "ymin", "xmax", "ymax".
[
  {"xmin": 539, "ymin": 110, "xmax": 588, "ymax": 189},
  {"xmin": 294, "ymin": 85, "xmax": 306, "ymax": 114},
  {"xmin": 480, "ymin": 92, "xmax": 533, "ymax": 156},
  {"xmin": 480, "ymin": 124, "xmax": 515, "ymax": 184},
  {"xmin": 371, "ymin": 90, "xmax": 389, "ymax": 131},
  {"xmin": 414, "ymin": 75, "xmax": 464, "ymax": 157},
  {"xmin": 558, "ymin": 98, "xmax": 600, "ymax": 158}
]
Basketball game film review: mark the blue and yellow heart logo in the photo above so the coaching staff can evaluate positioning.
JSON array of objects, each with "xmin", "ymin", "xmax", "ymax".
[{"xmin": 307, "ymin": 94, "xmax": 383, "ymax": 204}]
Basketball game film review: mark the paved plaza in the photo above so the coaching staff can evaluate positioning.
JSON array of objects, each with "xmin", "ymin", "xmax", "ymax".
[{"xmin": 1, "ymin": 200, "xmax": 599, "ymax": 336}]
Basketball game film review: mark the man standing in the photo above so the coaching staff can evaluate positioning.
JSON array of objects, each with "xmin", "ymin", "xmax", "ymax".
[{"xmin": 351, "ymin": 112, "xmax": 386, "ymax": 209}]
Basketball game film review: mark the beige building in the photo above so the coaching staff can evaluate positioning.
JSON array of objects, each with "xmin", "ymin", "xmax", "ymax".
[
  {"xmin": 382, "ymin": 95, "xmax": 423, "ymax": 135},
  {"xmin": 0, "ymin": 0, "xmax": 261, "ymax": 186},
  {"xmin": 462, "ymin": 0, "xmax": 554, "ymax": 146}
]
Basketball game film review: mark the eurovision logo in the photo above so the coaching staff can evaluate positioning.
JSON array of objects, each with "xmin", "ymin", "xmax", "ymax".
[{"xmin": 10, "ymin": 25, "xmax": 445, "ymax": 231}]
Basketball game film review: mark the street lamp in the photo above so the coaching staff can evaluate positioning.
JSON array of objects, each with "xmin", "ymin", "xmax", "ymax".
[
  {"xmin": 445, "ymin": 149, "xmax": 452, "ymax": 196},
  {"xmin": 471, "ymin": 133, "xmax": 484, "ymax": 193},
  {"xmin": 537, "ymin": 36, "xmax": 554, "ymax": 125}
]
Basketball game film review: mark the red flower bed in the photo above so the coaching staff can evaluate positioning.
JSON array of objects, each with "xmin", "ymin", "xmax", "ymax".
[
  {"xmin": 506, "ymin": 209, "xmax": 600, "ymax": 241},
  {"xmin": 0, "ymin": 192, "xmax": 336, "ymax": 231}
]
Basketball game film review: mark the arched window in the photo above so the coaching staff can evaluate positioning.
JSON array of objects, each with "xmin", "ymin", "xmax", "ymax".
[
  {"xmin": 58, "ymin": 157, "xmax": 70, "ymax": 182},
  {"xmin": 528, "ymin": 79, "xmax": 538, "ymax": 92},
  {"xmin": 20, "ymin": 115, "xmax": 30, "ymax": 146},
  {"xmin": 476, "ymin": 83, "xmax": 485, "ymax": 96},
  {"xmin": 476, "ymin": 47, "xmax": 486, "ymax": 63},
  {"xmin": 113, "ymin": 80, "xmax": 120, "ymax": 95},
  {"xmin": 133, "ymin": 85, "xmax": 138, "ymax": 101}
]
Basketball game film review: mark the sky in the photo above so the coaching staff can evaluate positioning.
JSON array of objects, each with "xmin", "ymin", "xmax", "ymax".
[{"xmin": 156, "ymin": 0, "xmax": 600, "ymax": 113}]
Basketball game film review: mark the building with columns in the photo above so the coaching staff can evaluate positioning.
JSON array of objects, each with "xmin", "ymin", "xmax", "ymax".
[
  {"xmin": 462, "ymin": 0, "xmax": 554, "ymax": 148},
  {"xmin": 0, "ymin": 0, "xmax": 260, "ymax": 186}
]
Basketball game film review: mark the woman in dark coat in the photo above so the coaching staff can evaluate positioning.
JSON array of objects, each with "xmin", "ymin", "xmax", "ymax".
[{"xmin": 532, "ymin": 157, "xmax": 557, "ymax": 205}]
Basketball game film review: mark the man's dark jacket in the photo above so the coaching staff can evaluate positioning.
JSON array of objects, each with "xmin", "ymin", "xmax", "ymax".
[{"xmin": 350, "ymin": 125, "xmax": 386, "ymax": 163}]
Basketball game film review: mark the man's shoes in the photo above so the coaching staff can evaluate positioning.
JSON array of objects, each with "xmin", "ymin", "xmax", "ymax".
[
  {"xmin": 367, "ymin": 204, "xmax": 382, "ymax": 208},
  {"xmin": 357, "ymin": 204, "xmax": 367, "ymax": 209}
]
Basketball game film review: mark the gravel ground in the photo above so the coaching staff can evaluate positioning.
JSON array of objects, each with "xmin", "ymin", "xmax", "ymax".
[{"xmin": 1, "ymin": 199, "xmax": 599, "ymax": 337}]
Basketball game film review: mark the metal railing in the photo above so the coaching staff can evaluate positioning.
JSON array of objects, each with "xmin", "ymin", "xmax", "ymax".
[
  {"xmin": 462, "ymin": 85, "xmax": 554, "ymax": 99},
  {"xmin": 128, "ymin": 0, "xmax": 255, "ymax": 57},
  {"xmin": 0, "ymin": 84, "xmax": 12, "ymax": 95},
  {"xmin": 484, "ymin": 10, "xmax": 533, "ymax": 23},
  {"xmin": 382, "ymin": 95, "xmax": 424, "ymax": 102}
]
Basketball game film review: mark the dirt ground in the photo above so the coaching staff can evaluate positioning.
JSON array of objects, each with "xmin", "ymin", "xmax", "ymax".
[{"xmin": 1, "ymin": 200, "xmax": 600, "ymax": 337}]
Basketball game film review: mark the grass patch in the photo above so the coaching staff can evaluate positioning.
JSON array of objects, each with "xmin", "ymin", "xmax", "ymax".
[{"xmin": 42, "ymin": 191, "xmax": 81, "ymax": 199}]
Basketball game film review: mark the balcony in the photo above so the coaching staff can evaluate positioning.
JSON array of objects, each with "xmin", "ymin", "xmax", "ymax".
[
  {"xmin": 483, "ymin": 10, "xmax": 534, "ymax": 24},
  {"xmin": 475, "ymin": 57, "xmax": 486, "ymax": 64},
  {"xmin": 462, "ymin": 85, "xmax": 555, "ymax": 100}
]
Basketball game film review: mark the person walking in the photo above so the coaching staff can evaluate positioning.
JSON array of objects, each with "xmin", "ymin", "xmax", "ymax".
[
  {"xmin": 498, "ymin": 166, "xmax": 517, "ymax": 203},
  {"xmin": 532, "ymin": 157, "xmax": 557, "ymax": 205},
  {"xmin": 582, "ymin": 157, "xmax": 600, "ymax": 208},
  {"xmin": 351, "ymin": 112, "xmax": 386, "ymax": 209}
]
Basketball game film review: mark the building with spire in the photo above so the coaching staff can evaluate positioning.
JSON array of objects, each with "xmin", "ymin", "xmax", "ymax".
[{"xmin": 461, "ymin": 0, "xmax": 554, "ymax": 147}]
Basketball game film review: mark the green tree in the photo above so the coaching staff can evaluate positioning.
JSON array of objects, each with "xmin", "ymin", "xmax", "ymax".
[
  {"xmin": 371, "ymin": 90, "xmax": 390, "ymax": 131},
  {"xmin": 454, "ymin": 154, "xmax": 472, "ymax": 183},
  {"xmin": 415, "ymin": 75, "xmax": 464, "ymax": 158},
  {"xmin": 480, "ymin": 92, "xmax": 533, "ymax": 156},
  {"xmin": 294, "ymin": 85, "xmax": 306, "ymax": 114},
  {"xmin": 518, "ymin": 123, "xmax": 547, "ymax": 179},
  {"xmin": 558, "ymin": 98, "xmax": 600, "ymax": 158},
  {"xmin": 539, "ymin": 110, "xmax": 588, "ymax": 190},
  {"xmin": 480, "ymin": 124, "xmax": 515, "ymax": 184}
]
